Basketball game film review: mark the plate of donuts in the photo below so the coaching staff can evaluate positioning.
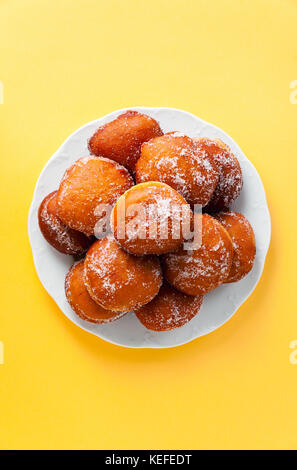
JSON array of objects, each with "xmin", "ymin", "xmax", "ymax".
[{"xmin": 28, "ymin": 107, "xmax": 271, "ymax": 348}]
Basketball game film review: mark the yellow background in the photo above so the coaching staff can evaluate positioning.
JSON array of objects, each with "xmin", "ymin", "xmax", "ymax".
[{"xmin": 0, "ymin": 0, "xmax": 296, "ymax": 450}]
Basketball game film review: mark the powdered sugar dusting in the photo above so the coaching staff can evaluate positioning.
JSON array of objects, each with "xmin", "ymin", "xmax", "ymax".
[
  {"xmin": 135, "ymin": 283, "xmax": 203, "ymax": 331},
  {"xmin": 136, "ymin": 134, "xmax": 219, "ymax": 207},
  {"xmin": 112, "ymin": 182, "xmax": 193, "ymax": 255},
  {"xmin": 65, "ymin": 260, "xmax": 126, "ymax": 324},
  {"xmin": 215, "ymin": 211, "xmax": 256, "ymax": 283},
  {"xmin": 38, "ymin": 191, "xmax": 91, "ymax": 255},
  {"xmin": 195, "ymin": 138, "xmax": 243, "ymax": 212},
  {"xmin": 163, "ymin": 214, "xmax": 234, "ymax": 295},
  {"xmin": 84, "ymin": 236, "xmax": 162, "ymax": 311}
]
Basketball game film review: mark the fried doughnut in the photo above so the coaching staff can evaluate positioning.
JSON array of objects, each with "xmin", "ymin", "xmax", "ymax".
[
  {"xmin": 88, "ymin": 110, "xmax": 163, "ymax": 172},
  {"xmin": 111, "ymin": 181, "xmax": 193, "ymax": 255},
  {"xmin": 56, "ymin": 156, "xmax": 133, "ymax": 236},
  {"xmin": 38, "ymin": 191, "xmax": 92, "ymax": 255},
  {"xmin": 135, "ymin": 282, "xmax": 203, "ymax": 331},
  {"xmin": 194, "ymin": 138, "xmax": 243, "ymax": 213},
  {"xmin": 215, "ymin": 211, "xmax": 256, "ymax": 282},
  {"xmin": 84, "ymin": 236, "xmax": 162, "ymax": 311},
  {"xmin": 136, "ymin": 133, "xmax": 219, "ymax": 207},
  {"xmin": 65, "ymin": 260, "xmax": 126, "ymax": 324},
  {"xmin": 162, "ymin": 213, "xmax": 233, "ymax": 295}
]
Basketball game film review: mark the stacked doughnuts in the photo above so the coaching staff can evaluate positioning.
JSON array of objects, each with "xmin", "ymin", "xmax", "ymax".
[{"xmin": 38, "ymin": 110, "xmax": 256, "ymax": 331}]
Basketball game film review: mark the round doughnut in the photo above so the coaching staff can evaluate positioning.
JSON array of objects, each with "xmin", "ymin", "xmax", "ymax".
[
  {"xmin": 84, "ymin": 236, "xmax": 162, "ymax": 312},
  {"xmin": 135, "ymin": 282, "xmax": 203, "ymax": 331},
  {"xmin": 38, "ymin": 191, "xmax": 93, "ymax": 255},
  {"xmin": 56, "ymin": 156, "xmax": 133, "ymax": 236},
  {"xmin": 215, "ymin": 211, "xmax": 256, "ymax": 282},
  {"xmin": 111, "ymin": 181, "xmax": 193, "ymax": 255},
  {"xmin": 194, "ymin": 138, "xmax": 243, "ymax": 213},
  {"xmin": 88, "ymin": 110, "xmax": 163, "ymax": 173},
  {"xmin": 65, "ymin": 260, "xmax": 126, "ymax": 324},
  {"xmin": 162, "ymin": 213, "xmax": 234, "ymax": 295},
  {"xmin": 136, "ymin": 133, "xmax": 219, "ymax": 207}
]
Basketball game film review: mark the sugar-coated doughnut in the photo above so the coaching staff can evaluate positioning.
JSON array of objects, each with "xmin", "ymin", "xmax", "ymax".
[
  {"xmin": 84, "ymin": 236, "xmax": 162, "ymax": 311},
  {"xmin": 38, "ymin": 191, "xmax": 93, "ymax": 255},
  {"xmin": 162, "ymin": 213, "xmax": 234, "ymax": 295},
  {"xmin": 56, "ymin": 156, "xmax": 133, "ymax": 236},
  {"xmin": 136, "ymin": 133, "xmax": 219, "ymax": 207},
  {"xmin": 111, "ymin": 181, "xmax": 193, "ymax": 255},
  {"xmin": 194, "ymin": 138, "xmax": 243, "ymax": 212},
  {"xmin": 135, "ymin": 282, "xmax": 203, "ymax": 331},
  {"xmin": 88, "ymin": 110, "xmax": 163, "ymax": 173},
  {"xmin": 65, "ymin": 260, "xmax": 126, "ymax": 324},
  {"xmin": 215, "ymin": 211, "xmax": 256, "ymax": 282}
]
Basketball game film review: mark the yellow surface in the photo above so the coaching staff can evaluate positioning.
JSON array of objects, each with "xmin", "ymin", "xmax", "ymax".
[{"xmin": 0, "ymin": 0, "xmax": 296, "ymax": 450}]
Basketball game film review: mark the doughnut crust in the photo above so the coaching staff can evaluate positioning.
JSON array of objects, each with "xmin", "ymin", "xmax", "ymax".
[
  {"xmin": 136, "ymin": 133, "xmax": 219, "ymax": 207},
  {"xmin": 88, "ymin": 110, "xmax": 163, "ymax": 172},
  {"xmin": 111, "ymin": 181, "xmax": 193, "ymax": 255},
  {"xmin": 194, "ymin": 138, "xmax": 243, "ymax": 212},
  {"xmin": 84, "ymin": 236, "xmax": 162, "ymax": 312},
  {"xmin": 38, "ymin": 191, "xmax": 92, "ymax": 255},
  {"xmin": 162, "ymin": 213, "xmax": 234, "ymax": 295},
  {"xmin": 215, "ymin": 211, "xmax": 256, "ymax": 282},
  {"xmin": 56, "ymin": 156, "xmax": 133, "ymax": 236},
  {"xmin": 135, "ymin": 283, "xmax": 203, "ymax": 331},
  {"xmin": 65, "ymin": 260, "xmax": 126, "ymax": 324}
]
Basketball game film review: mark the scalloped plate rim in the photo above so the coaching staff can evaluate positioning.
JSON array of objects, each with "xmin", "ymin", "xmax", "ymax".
[{"xmin": 28, "ymin": 106, "xmax": 271, "ymax": 349}]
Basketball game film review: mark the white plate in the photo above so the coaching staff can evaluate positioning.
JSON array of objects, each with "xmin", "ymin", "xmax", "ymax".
[{"xmin": 28, "ymin": 107, "xmax": 271, "ymax": 349}]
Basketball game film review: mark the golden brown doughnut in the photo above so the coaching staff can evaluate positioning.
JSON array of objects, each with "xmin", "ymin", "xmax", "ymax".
[
  {"xmin": 88, "ymin": 110, "xmax": 163, "ymax": 172},
  {"xmin": 38, "ymin": 191, "xmax": 93, "ymax": 255},
  {"xmin": 215, "ymin": 211, "xmax": 256, "ymax": 282},
  {"xmin": 65, "ymin": 260, "xmax": 126, "ymax": 324},
  {"xmin": 194, "ymin": 138, "xmax": 243, "ymax": 212},
  {"xmin": 84, "ymin": 236, "xmax": 162, "ymax": 312},
  {"xmin": 56, "ymin": 156, "xmax": 133, "ymax": 236},
  {"xmin": 162, "ymin": 213, "xmax": 234, "ymax": 295},
  {"xmin": 135, "ymin": 133, "xmax": 219, "ymax": 207},
  {"xmin": 135, "ymin": 282, "xmax": 203, "ymax": 331},
  {"xmin": 111, "ymin": 181, "xmax": 193, "ymax": 255}
]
